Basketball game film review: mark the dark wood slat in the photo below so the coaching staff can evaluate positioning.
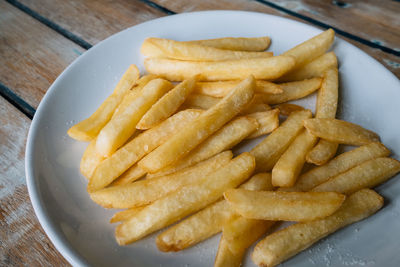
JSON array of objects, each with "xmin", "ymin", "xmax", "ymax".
[
  {"xmin": 0, "ymin": 1, "xmax": 84, "ymax": 109},
  {"xmin": 150, "ymin": 0, "xmax": 400, "ymax": 78},
  {"xmin": 17, "ymin": 0, "xmax": 167, "ymax": 45},
  {"xmin": 0, "ymin": 97, "xmax": 69, "ymax": 266}
]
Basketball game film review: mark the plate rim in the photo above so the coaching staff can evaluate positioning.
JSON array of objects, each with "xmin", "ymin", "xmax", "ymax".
[{"xmin": 24, "ymin": 10, "xmax": 400, "ymax": 267}]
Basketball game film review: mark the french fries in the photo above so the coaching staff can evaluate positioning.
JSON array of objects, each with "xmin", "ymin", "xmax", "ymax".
[
  {"xmin": 90, "ymin": 151, "xmax": 232, "ymax": 208},
  {"xmin": 115, "ymin": 152, "xmax": 255, "ymax": 245},
  {"xmin": 282, "ymin": 29, "xmax": 335, "ymax": 69},
  {"xmin": 276, "ymin": 103, "xmax": 305, "ymax": 116},
  {"xmin": 67, "ymin": 65, "xmax": 139, "ymax": 141},
  {"xmin": 195, "ymin": 80, "xmax": 282, "ymax": 97},
  {"xmin": 156, "ymin": 173, "xmax": 273, "ymax": 252},
  {"xmin": 141, "ymin": 37, "xmax": 273, "ymax": 61},
  {"xmin": 224, "ymin": 190, "xmax": 345, "ymax": 222},
  {"xmin": 261, "ymin": 77, "xmax": 322, "ymax": 104},
  {"xmin": 252, "ymin": 189, "xmax": 383, "ymax": 267},
  {"xmin": 250, "ymin": 109, "xmax": 312, "ymax": 172},
  {"xmin": 80, "ymin": 139, "xmax": 104, "ymax": 179},
  {"xmin": 88, "ymin": 109, "xmax": 202, "ymax": 191},
  {"xmin": 96, "ymin": 78, "xmax": 172, "ymax": 157},
  {"xmin": 272, "ymin": 130, "xmax": 317, "ymax": 187},
  {"xmin": 312, "ymin": 157, "xmax": 400, "ymax": 194},
  {"xmin": 304, "ymin": 118, "xmax": 380, "ymax": 146},
  {"xmin": 185, "ymin": 36, "xmax": 271, "ymax": 51},
  {"xmin": 137, "ymin": 76, "xmax": 198, "ymax": 129},
  {"xmin": 246, "ymin": 109, "xmax": 280, "ymax": 139},
  {"xmin": 144, "ymin": 56, "xmax": 295, "ymax": 81},
  {"xmin": 147, "ymin": 116, "xmax": 258, "ymax": 179},
  {"xmin": 288, "ymin": 142, "xmax": 390, "ymax": 192},
  {"xmin": 67, "ymin": 31, "xmax": 400, "ymax": 265},
  {"xmin": 139, "ymin": 76, "xmax": 255, "ymax": 173},
  {"xmin": 277, "ymin": 51, "xmax": 337, "ymax": 82},
  {"xmin": 307, "ymin": 67, "xmax": 339, "ymax": 165}
]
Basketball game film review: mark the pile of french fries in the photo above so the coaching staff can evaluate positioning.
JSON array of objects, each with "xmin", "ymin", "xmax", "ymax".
[{"xmin": 67, "ymin": 29, "xmax": 400, "ymax": 266}]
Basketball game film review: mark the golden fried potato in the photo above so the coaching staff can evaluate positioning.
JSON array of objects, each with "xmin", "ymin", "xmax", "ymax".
[{"xmin": 185, "ymin": 36, "xmax": 271, "ymax": 51}]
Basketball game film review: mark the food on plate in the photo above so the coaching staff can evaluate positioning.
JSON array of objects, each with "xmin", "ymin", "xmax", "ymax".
[
  {"xmin": 304, "ymin": 118, "xmax": 380, "ymax": 146},
  {"xmin": 141, "ymin": 37, "xmax": 273, "ymax": 61},
  {"xmin": 138, "ymin": 76, "xmax": 255, "ymax": 173},
  {"xmin": 67, "ymin": 30, "xmax": 399, "ymax": 266},
  {"xmin": 67, "ymin": 65, "xmax": 139, "ymax": 141},
  {"xmin": 285, "ymin": 142, "xmax": 391, "ymax": 192},
  {"xmin": 156, "ymin": 173, "xmax": 272, "ymax": 252},
  {"xmin": 194, "ymin": 80, "xmax": 282, "ymax": 97},
  {"xmin": 95, "ymin": 78, "xmax": 172, "ymax": 157},
  {"xmin": 250, "ymin": 109, "xmax": 312, "ymax": 172},
  {"xmin": 272, "ymin": 129, "xmax": 317, "ymax": 187},
  {"xmin": 136, "ymin": 76, "xmax": 198, "ymax": 129},
  {"xmin": 144, "ymin": 56, "xmax": 296, "ymax": 81},
  {"xmin": 252, "ymin": 189, "xmax": 383, "ymax": 267},
  {"xmin": 224, "ymin": 189, "xmax": 345, "ymax": 221},
  {"xmin": 261, "ymin": 77, "xmax": 322, "ymax": 104},
  {"xmin": 115, "ymin": 153, "xmax": 255, "ymax": 245}
]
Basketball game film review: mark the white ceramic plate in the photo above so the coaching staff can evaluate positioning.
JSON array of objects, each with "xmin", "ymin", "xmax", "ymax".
[{"xmin": 26, "ymin": 11, "xmax": 400, "ymax": 267}]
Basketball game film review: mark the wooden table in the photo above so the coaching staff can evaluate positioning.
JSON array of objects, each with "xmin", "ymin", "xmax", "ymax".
[{"xmin": 1, "ymin": 0, "xmax": 399, "ymax": 265}]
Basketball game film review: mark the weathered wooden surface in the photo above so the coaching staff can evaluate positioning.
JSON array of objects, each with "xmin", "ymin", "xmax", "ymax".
[
  {"xmin": 0, "ymin": 1, "xmax": 84, "ymax": 109},
  {"xmin": 0, "ymin": 0, "xmax": 399, "ymax": 266},
  {"xmin": 0, "ymin": 97, "xmax": 69, "ymax": 266}
]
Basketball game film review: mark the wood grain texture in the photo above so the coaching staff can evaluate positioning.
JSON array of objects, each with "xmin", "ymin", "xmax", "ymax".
[
  {"xmin": 0, "ymin": 1, "xmax": 84, "ymax": 109},
  {"xmin": 267, "ymin": 0, "xmax": 400, "ymax": 51},
  {"xmin": 151, "ymin": 0, "xmax": 400, "ymax": 78},
  {"xmin": 18, "ymin": 0, "xmax": 167, "ymax": 45},
  {"xmin": 0, "ymin": 97, "xmax": 69, "ymax": 266}
]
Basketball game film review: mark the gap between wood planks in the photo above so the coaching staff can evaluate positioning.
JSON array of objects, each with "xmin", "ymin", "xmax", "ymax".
[{"xmin": 2, "ymin": 0, "xmax": 399, "ymax": 121}]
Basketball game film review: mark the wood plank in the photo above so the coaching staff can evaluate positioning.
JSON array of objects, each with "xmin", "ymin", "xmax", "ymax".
[
  {"xmin": 266, "ymin": 0, "xmax": 400, "ymax": 52},
  {"xmin": 0, "ymin": 96, "xmax": 69, "ymax": 266},
  {"xmin": 150, "ymin": 0, "xmax": 400, "ymax": 78},
  {"xmin": 17, "ymin": 0, "xmax": 167, "ymax": 45},
  {"xmin": 0, "ymin": 1, "xmax": 84, "ymax": 109}
]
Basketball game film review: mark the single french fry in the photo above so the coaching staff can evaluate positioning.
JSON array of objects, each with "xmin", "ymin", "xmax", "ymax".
[
  {"xmin": 185, "ymin": 36, "xmax": 271, "ymax": 51},
  {"xmin": 90, "ymin": 151, "xmax": 232, "ymax": 209},
  {"xmin": 304, "ymin": 118, "xmax": 380, "ymax": 146},
  {"xmin": 112, "ymin": 74, "xmax": 159, "ymax": 118},
  {"xmin": 141, "ymin": 37, "xmax": 273, "ymax": 61},
  {"xmin": 183, "ymin": 94, "xmax": 220, "ymax": 109},
  {"xmin": 67, "ymin": 65, "xmax": 140, "ymax": 141},
  {"xmin": 282, "ymin": 29, "xmax": 335, "ymax": 69},
  {"xmin": 307, "ymin": 67, "xmax": 339, "ymax": 165},
  {"xmin": 312, "ymin": 157, "xmax": 400, "ymax": 194},
  {"xmin": 115, "ymin": 152, "xmax": 255, "ymax": 245},
  {"xmin": 156, "ymin": 173, "xmax": 273, "ymax": 252},
  {"xmin": 252, "ymin": 189, "xmax": 383, "ymax": 267},
  {"xmin": 225, "ymin": 190, "xmax": 345, "ymax": 222},
  {"xmin": 215, "ymin": 218, "xmax": 275, "ymax": 267},
  {"xmin": 246, "ymin": 109, "xmax": 280, "ymax": 139},
  {"xmin": 147, "ymin": 116, "xmax": 258, "ymax": 179},
  {"xmin": 112, "ymin": 164, "xmax": 146, "ymax": 186},
  {"xmin": 137, "ymin": 76, "xmax": 198, "ymax": 129},
  {"xmin": 287, "ymin": 142, "xmax": 390, "ymax": 192},
  {"xmin": 250, "ymin": 110, "xmax": 312, "ymax": 172},
  {"xmin": 261, "ymin": 77, "xmax": 322, "ymax": 104},
  {"xmin": 144, "ymin": 56, "xmax": 295, "ymax": 81},
  {"xmin": 277, "ymin": 52, "xmax": 337, "ymax": 82},
  {"xmin": 88, "ymin": 109, "xmax": 202, "ymax": 192},
  {"xmin": 110, "ymin": 206, "xmax": 146, "ymax": 223},
  {"xmin": 195, "ymin": 80, "xmax": 282, "ymax": 97},
  {"xmin": 139, "ymin": 76, "xmax": 255, "ymax": 173},
  {"xmin": 272, "ymin": 130, "xmax": 317, "ymax": 187},
  {"xmin": 80, "ymin": 139, "xmax": 105, "ymax": 179},
  {"xmin": 95, "ymin": 78, "xmax": 173, "ymax": 157},
  {"xmin": 275, "ymin": 103, "xmax": 305, "ymax": 116}
]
